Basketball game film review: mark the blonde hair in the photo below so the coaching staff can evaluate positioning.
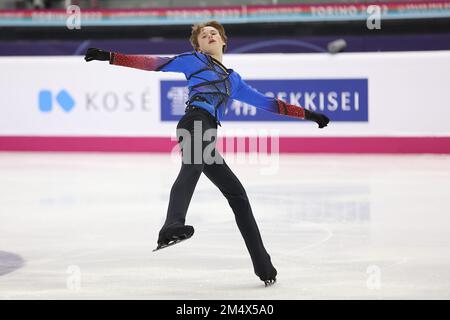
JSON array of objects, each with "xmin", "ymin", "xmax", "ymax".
[{"xmin": 190, "ymin": 20, "xmax": 228, "ymax": 53}]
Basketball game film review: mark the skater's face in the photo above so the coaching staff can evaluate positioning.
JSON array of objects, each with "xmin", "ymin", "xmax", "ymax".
[{"xmin": 197, "ymin": 26, "xmax": 226, "ymax": 55}]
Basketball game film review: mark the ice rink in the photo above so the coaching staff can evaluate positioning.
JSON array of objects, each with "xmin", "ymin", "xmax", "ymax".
[{"xmin": 1, "ymin": 152, "xmax": 449, "ymax": 299}]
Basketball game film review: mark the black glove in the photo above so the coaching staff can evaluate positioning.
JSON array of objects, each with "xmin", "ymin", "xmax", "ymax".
[
  {"xmin": 305, "ymin": 109, "xmax": 330, "ymax": 128},
  {"xmin": 84, "ymin": 48, "xmax": 111, "ymax": 62}
]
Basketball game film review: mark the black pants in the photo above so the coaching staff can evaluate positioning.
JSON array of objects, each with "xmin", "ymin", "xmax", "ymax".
[{"xmin": 160, "ymin": 107, "xmax": 276, "ymax": 280}]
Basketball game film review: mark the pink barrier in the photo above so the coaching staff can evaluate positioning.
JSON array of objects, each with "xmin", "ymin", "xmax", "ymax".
[{"xmin": 1, "ymin": 136, "xmax": 450, "ymax": 153}]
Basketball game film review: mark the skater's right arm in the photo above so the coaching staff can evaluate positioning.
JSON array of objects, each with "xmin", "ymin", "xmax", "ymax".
[
  {"xmin": 232, "ymin": 72, "xmax": 330, "ymax": 128},
  {"xmin": 84, "ymin": 48, "xmax": 188, "ymax": 73}
]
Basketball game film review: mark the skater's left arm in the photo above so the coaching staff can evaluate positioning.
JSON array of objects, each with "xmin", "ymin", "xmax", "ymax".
[
  {"xmin": 231, "ymin": 73, "xmax": 330, "ymax": 128},
  {"xmin": 109, "ymin": 52, "xmax": 185, "ymax": 73}
]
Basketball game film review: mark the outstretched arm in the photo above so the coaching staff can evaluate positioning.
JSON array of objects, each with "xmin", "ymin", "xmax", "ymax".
[
  {"xmin": 84, "ymin": 48, "xmax": 184, "ymax": 73},
  {"xmin": 232, "ymin": 75, "xmax": 329, "ymax": 128}
]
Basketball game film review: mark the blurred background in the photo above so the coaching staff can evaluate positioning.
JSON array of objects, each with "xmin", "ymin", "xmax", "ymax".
[{"xmin": 1, "ymin": 0, "xmax": 450, "ymax": 52}]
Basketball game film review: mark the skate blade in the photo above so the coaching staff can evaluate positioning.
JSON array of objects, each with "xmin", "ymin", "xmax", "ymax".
[
  {"xmin": 264, "ymin": 279, "xmax": 277, "ymax": 287},
  {"xmin": 152, "ymin": 234, "xmax": 192, "ymax": 252}
]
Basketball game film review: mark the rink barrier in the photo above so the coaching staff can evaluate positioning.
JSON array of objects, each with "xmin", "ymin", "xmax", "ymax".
[
  {"xmin": 0, "ymin": 136, "xmax": 449, "ymax": 154},
  {"xmin": 2, "ymin": 52, "xmax": 450, "ymax": 139}
]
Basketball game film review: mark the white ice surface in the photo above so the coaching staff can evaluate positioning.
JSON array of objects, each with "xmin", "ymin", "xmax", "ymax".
[{"xmin": 1, "ymin": 152, "xmax": 449, "ymax": 299}]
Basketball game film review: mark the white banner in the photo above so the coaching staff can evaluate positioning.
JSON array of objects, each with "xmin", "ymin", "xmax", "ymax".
[{"xmin": 1, "ymin": 51, "xmax": 450, "ymax": 137}]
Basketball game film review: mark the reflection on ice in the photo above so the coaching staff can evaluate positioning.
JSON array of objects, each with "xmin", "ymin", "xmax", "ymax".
[{"xmin": 0, "ymin": 153, "xmax": 449, "ymax": 299}]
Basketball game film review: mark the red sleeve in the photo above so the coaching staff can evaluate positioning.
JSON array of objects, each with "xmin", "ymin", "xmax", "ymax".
[{"xmin": 110, "ymin": 52, "xmax": 179, "ymax": 72}]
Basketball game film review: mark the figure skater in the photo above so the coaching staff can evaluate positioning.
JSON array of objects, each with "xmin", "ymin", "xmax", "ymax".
[{"xmin": 84, "ymin": 20, "xmax": 329, "ymax": 286}]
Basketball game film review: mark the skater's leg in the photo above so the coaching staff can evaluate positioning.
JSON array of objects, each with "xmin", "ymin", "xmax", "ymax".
[{"xmin": 202, "ymin": 153, "xmax": 277, "ymax": 282}]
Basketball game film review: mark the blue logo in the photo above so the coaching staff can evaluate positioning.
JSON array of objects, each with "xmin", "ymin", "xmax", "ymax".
[
  {"xmin": 160, "ymin": 79, "xmax": 368, "ymax": 122},
  {"xmin": 39, "ymin": 89, "xmax": 75, "ymax": 112}
]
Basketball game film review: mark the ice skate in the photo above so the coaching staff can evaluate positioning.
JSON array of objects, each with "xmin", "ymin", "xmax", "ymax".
[
  {"xmin": 257, "ymin": 265, "xmax": 277, "ymax": 287},
  {"xmin": 153, "ymin": 225, "xmax": 194, "ymax": 252}
]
